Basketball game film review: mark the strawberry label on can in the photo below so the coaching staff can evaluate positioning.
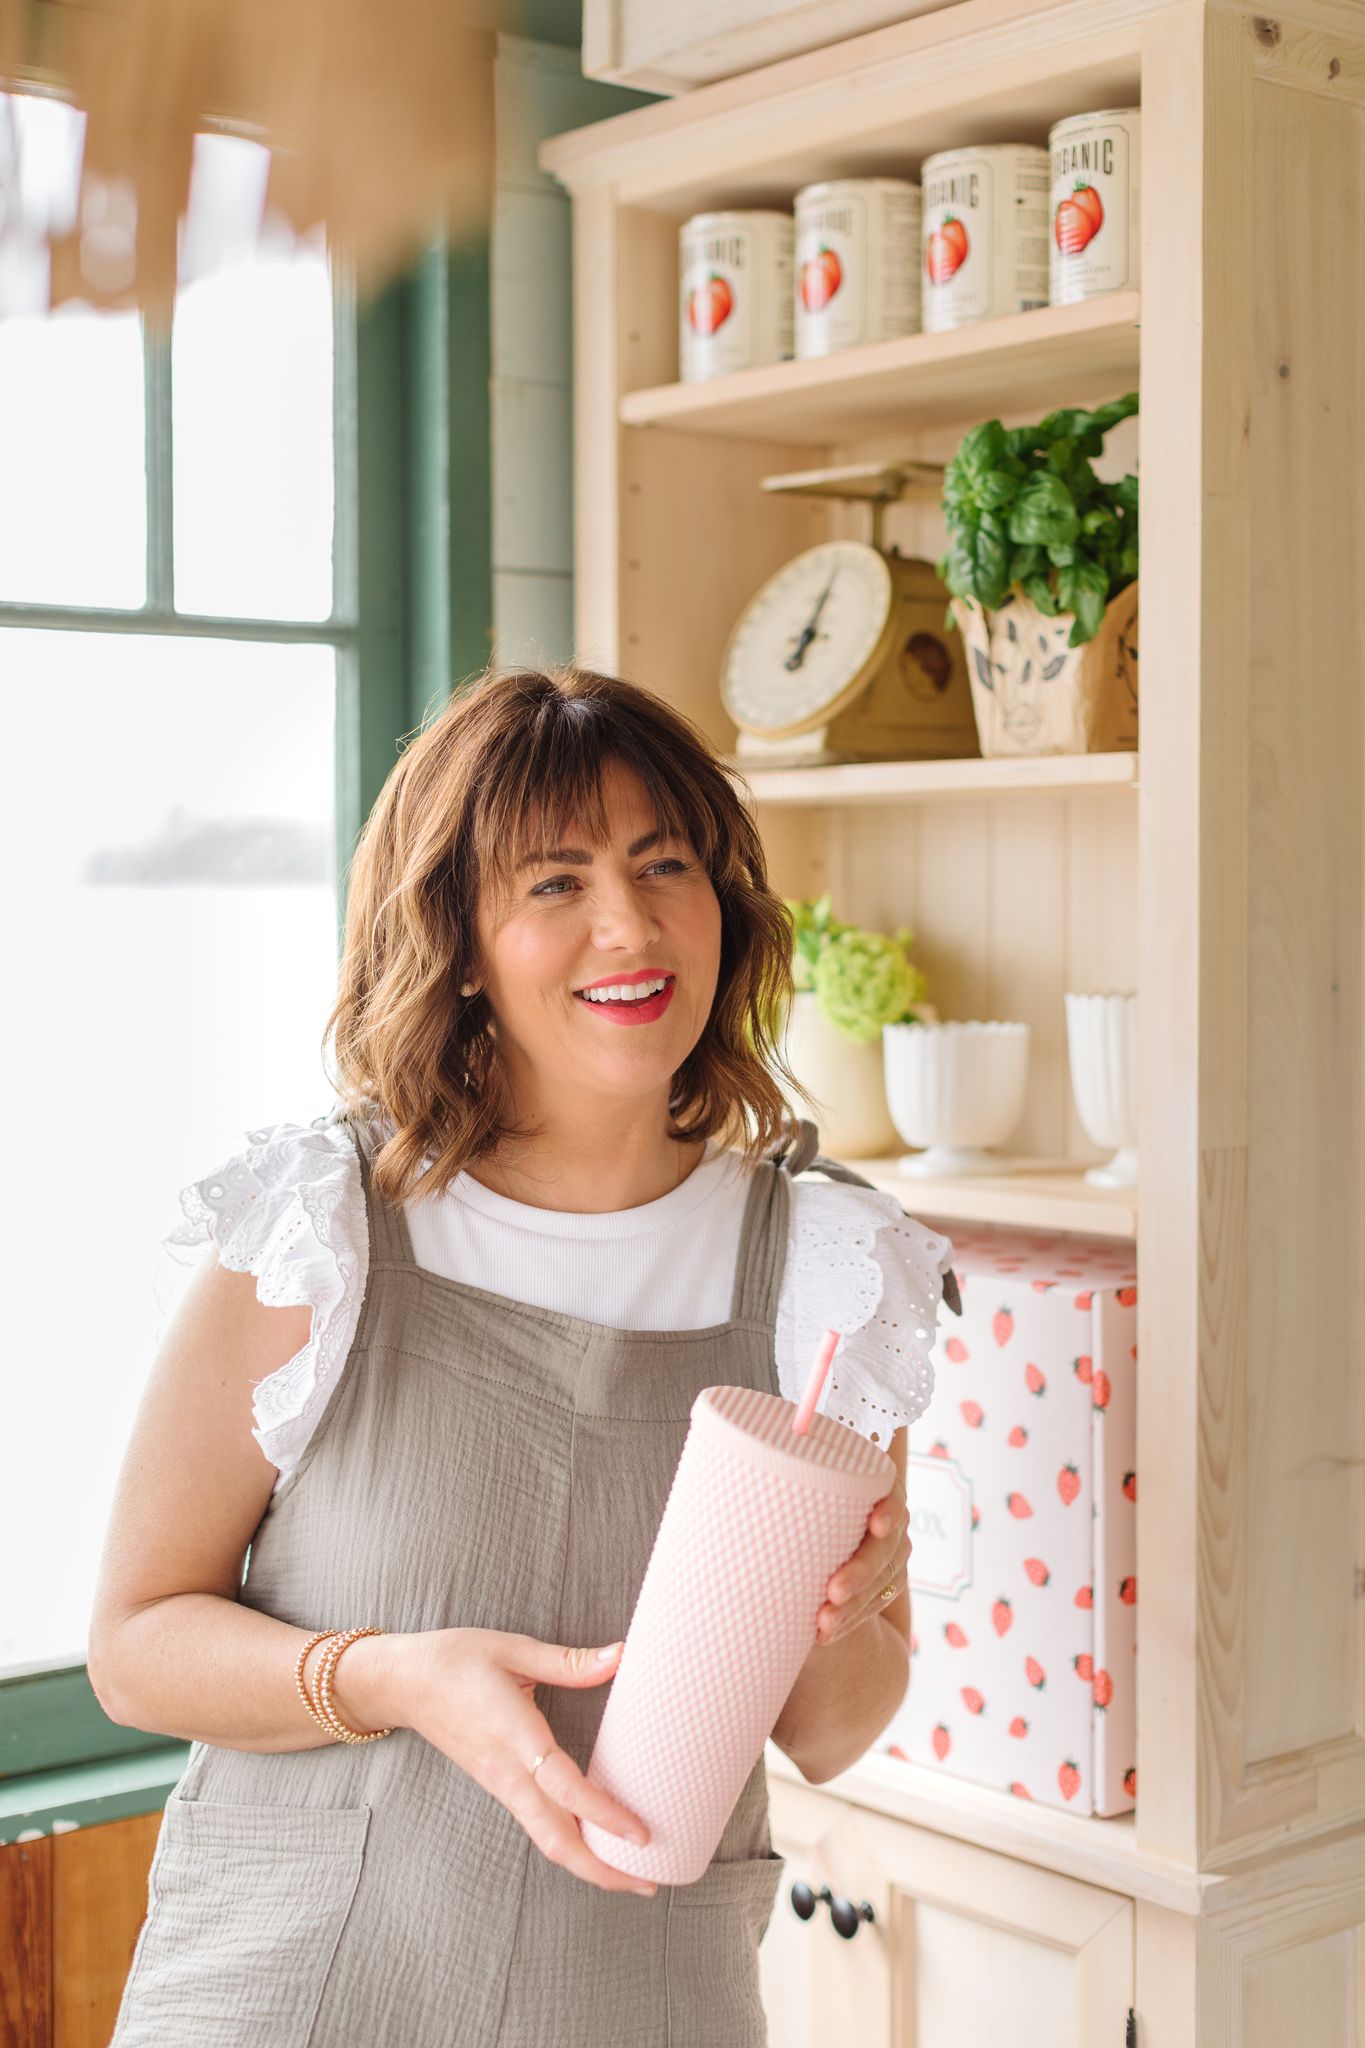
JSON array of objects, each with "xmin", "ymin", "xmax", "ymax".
[
  {"xmin": 921, "ymin": 145, "xmax": 1050, "ymax": 332},
  {"xmin": 679, "ymin": 211, "xmax": 793, "ymax": 383},
  {"xmin": 794, "ymin": 179, "xmax": 921, "ymax": 358},
  {"xmin": 1048, "ymin": 109, "xmax": 1141, "ymax": 304}
]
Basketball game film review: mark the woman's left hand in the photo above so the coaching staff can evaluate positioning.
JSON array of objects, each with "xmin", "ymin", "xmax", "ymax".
[{"xmin": 815, "ymin": 1471, "xmax": 912, "ymax": 1646}]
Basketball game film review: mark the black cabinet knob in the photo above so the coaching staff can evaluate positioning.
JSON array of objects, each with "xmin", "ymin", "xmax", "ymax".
[
  {"xmin": 830, "ymin": 1894, "xmax": 875, "ymax": 1940},
  {"xmin": 787, "ymin": 1881, "xmax": 876, "ymax": 1939}
]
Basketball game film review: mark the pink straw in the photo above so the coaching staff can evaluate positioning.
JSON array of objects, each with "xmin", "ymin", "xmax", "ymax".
[{"xmin": 791, "ymin": 1327, "xmax": 840, "ymax": 1435}]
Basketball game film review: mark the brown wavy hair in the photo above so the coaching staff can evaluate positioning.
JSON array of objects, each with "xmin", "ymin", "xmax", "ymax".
[{"xmin": 320, "ymin": 662, "xmax": 802, "ymax": 1206}]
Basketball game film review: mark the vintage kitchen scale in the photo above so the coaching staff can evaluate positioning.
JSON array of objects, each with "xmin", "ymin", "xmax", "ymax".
[{"xmin": 719, "ymin": 461, "xmax": 981, "ymax": 768}]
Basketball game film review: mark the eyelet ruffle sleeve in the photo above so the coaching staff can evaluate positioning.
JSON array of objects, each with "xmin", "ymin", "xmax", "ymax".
[
  {"xmin": 775, "ymin": 1178, "xmax": 954, "ymax": 1443},
  {"xmin": 155, "ymin": 1115, "xmax": 367, "ymax": 1480}
]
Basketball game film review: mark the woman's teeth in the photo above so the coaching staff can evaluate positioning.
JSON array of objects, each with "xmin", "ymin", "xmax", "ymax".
[{"xmin": 576, "ymin": 978, "xmax": 670, "ymax": 1004}]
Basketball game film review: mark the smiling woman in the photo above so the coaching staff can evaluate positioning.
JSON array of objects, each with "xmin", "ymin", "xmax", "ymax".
[{"xmin": 95, "ymin": 659, "xmax": 956, "ymax": 2048}]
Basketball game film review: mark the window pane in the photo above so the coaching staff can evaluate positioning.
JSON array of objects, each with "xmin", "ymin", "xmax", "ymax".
[
  {"xmin": 173, "ymin": 193, "xmax": 335, "ymax": 621},
  {"xmin": 0, "ymin": 97, "xmax": 146, "ymax": 608},
  {"xmin": 1, "ymin": 631, "xmax": 338, "ymax": 1673}
]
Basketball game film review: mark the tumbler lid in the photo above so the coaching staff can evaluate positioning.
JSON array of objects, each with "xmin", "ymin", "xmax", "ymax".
[{"xmin": 695, "ymin": 1384, "xmax": 895, "ymax": 1497}]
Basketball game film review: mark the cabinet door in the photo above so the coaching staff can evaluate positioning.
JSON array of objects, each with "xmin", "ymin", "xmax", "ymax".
[{"xmin": 765, "ymin": 1775, "xmax": 1133, "ymax": 2048}]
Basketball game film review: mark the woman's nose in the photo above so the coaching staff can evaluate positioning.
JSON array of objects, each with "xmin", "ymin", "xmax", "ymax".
[{"xmin": 591, "ymin": 884, "xmax": 661, "ymax": 945}]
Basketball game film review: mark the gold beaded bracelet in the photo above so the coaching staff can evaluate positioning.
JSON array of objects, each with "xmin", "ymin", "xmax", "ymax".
[{"xmin": 294, "ymin": 1626, "xmax": 394, "ymax": 1745}]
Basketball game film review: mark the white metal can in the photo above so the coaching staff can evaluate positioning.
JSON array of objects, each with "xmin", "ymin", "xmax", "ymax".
[
  {"xmin": 1048, "ymin": 108, "xmax": 1141, "ymax": 304},
  {"xmin": 679, "ymin": 210, "xmax": 794, "ymax": 382},
  {"xmin": 793, "ymin": 178, "xmax": 922, "ymax": 358},
  {"xmin": 920, "ymin": 144, "xmax": 1050, "ymax": 332}
]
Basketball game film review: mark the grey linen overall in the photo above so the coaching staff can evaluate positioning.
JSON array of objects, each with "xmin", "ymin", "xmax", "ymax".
[{"xmin": 110, "ymin": 1115, "xmax": 885, "ymax": 2048}]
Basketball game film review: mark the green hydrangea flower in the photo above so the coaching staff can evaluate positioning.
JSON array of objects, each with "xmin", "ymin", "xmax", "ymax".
[{"xmin": 812, "ymin": 929, "xmax": 925, "ymax": 1044}]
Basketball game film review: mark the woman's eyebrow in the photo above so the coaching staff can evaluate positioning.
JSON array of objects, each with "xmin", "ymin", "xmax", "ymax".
[{"xmin": 514, "ymin": 828, "xmax": 670, "ymax": 872}]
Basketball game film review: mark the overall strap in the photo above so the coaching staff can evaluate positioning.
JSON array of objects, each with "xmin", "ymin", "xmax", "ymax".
[
  {"xmin": 769, "ymin": 1113, "xmax": 881, "ymax": 1191},
  {"xmin": 728, "ymin": 1151, "xmax": 791, "ymax": 1324},
  {"xmin": 347, "ymin": 1113, "xmax": 418, "ymax": 1268},
  {"xmin": 767, "ymin": 1114, "xmax": 963, "ymax": 1317}
]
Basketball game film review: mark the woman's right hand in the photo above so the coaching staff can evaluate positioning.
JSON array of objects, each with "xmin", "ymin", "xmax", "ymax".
[{"xmin": 396, "ymin": 1627, "xmax": 658, "ymax": 1898}]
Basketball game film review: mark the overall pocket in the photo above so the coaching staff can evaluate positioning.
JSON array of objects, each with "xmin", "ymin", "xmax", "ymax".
[
  {"xmin": 664, "ymin": 1850, "xmax": 786, "ymax": 2047},
  {"xmin": 110, "ymin": 1792, "xmax": 370, "ymax": 2047}
]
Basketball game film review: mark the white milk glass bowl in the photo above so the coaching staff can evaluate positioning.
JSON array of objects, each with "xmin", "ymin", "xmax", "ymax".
[
  {"xmin": 1064, "ymin": 990, "xmax": 1138, "ymax": 1187},
  {"xmin": 881, "ymin": 1020, "xmax": 1030, "ymax": 1176}
]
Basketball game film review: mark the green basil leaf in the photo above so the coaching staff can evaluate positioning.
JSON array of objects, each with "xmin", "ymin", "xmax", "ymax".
[
  {"xmin": 1008, "ymin": 472, "xmax": 1079, "ymax": 548},
  {"xmin": 1037, "ymin": 407, "xmax": 1093, "ymax": 442},
  {"xmin": 969, "ymin": 527, "xmax": 1011, "ymax": 609},
  {"xmin": 1064, "ymin": 559, "xmax": 1111, "ymax": 642},
  {"xmin": 1020, "ymin": 572, "xmax": 1060, "ymax": 616},
  {"xmin": 977, "ymin": 470, "xmax": 1021, "ymax": 512},
  {"xmin": 954, "ymin": 419, "xmax": 1006, "ymax": 486}
]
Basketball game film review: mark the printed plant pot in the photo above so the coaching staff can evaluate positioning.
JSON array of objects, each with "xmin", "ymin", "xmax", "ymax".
[{"xmin": 950, "ymin": 579, "xmax": 1138, "ymax": 757}]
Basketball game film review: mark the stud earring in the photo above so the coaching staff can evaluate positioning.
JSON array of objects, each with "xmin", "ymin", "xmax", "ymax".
[{"xmin": 459, "ymin": 981, "xmax": 480, "ymax": 997}]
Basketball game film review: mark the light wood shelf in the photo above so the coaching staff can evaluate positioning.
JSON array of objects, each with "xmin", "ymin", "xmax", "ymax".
[
  {"xmin": 620, "ymin": 292, "xmax": 1141, "ymax": 444},
  {"xmin": 725, "ymin": 750, "xmax": 1140, "ymax": 806},
  {"xmin": 844, "ymin": 1157, "xmax": 1137, "ymax": 1239}
]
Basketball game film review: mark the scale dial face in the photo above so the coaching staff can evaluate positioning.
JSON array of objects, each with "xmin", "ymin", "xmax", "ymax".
[{"xmin": 721, "ymin": 540, "xmax": 896, "ymax": 737}]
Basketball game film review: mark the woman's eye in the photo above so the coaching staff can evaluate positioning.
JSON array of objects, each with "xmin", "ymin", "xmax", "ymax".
[{"xmin": 532, "ymin": 860, "xmax": 687, "ymax": 899}]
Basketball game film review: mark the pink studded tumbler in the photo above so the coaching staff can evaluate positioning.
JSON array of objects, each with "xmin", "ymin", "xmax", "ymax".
[{"xmin": 580, "ymin": 1374, "xmax": 895, "ymax": 1885}]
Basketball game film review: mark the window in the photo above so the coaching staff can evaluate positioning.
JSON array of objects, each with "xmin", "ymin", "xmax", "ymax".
[{"xmin": 0, "ymin": 104, "xmax": 357, "ymax": 1679}]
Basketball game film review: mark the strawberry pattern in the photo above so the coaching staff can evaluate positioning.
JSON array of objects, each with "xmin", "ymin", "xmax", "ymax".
[{"xmin": 881, "ymin": 1217, "xmax": 1137, "ymax": 1817}]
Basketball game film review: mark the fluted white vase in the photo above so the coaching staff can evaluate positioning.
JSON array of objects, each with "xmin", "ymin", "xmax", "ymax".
[
  {"xmin": 1064, "ymin": 991, "xmax": 1138, "ymax": 1187},
  {"xmin": 779, "ymin": 990, "xmax": 898, "ymax": 1158},
  {"xmin": 881, "ymin": 1020, "xmax": 1030, "ymax": 1176}
]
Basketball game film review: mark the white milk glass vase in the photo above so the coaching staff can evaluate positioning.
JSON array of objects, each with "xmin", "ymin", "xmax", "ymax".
[
  {"xmin": 1064, "ymin": 990, "xmax": 1138, "ymax": 1188},
  {"xmin": 881, "ymin": 1019, "xmax": 1030, "ymax": 1176}
]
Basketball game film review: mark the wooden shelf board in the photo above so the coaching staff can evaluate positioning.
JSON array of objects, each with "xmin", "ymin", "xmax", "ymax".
[
  {"xmin": 766, "ymin": 1746, "xmax": 1210, "ymax": 1915},
  {"xmin": 725, "ymin": 750, "xmax": 1140, "ymax": 806},
  {"xmin": 539, "ymin": 6, "xmax": 1143, "ymax": 213},
  {"xmin": 620, "ymin": 293, "xmax": 1140, "ymax": 444},
  {"xmin": 832, "ymin": 1157, "xmax": 1137, "ymax": 1239}
]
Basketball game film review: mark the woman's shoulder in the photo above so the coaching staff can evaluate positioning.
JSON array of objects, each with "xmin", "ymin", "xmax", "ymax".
[
  {"xmin": 776, "ymin": 1168, "xmax": 957, "ymax": 1440},
  {"xmin": 156, "ymin": 1110, "xmax": 368, "ymax": 1479},
  {"xmin": 162, "ymin": 1111, "xmax": 364, "ymax": 1258}
]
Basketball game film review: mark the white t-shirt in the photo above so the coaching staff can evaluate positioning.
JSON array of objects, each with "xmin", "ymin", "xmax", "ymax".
[{"xmin": 157, "ymin": 1112, "xmax": 955, "ymax": 1496}]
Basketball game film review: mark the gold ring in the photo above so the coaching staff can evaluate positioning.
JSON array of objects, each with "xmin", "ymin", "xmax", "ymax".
[
  {"xmin": 530, "ymin": 1751, "xmax": 549, "ymax": 1775},
  {"xmin": 880, "ymin": 1583, "xmax": 897, "ymax": 1602}
]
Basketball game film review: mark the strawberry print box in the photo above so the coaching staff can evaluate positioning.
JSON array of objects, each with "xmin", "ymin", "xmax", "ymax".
[{"xmin": 879, "ymin": 1218, "xmax": 1137, "ymax": 1817}]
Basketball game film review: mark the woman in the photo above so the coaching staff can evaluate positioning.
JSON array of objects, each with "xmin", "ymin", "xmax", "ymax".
[{"xmin": 92, "ymin": 663, "xmax": 956, "ymax": 2047}]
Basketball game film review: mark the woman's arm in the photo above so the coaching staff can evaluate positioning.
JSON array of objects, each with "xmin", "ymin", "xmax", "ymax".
[
  {"xmin": 87, "ymin": 1253, "xmax": 418, "ymax": 1749},
  {"xmin": 769, "ymin": 1428, "xmax": 912, "ymax": 1785},
  {"xmin": 93, "ymin": 1593, "xmax": 415, "ymax": 1750}
]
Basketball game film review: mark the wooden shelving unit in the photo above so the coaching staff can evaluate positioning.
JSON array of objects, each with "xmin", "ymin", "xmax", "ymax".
[{"xmin": 543, "ymin": 1, "xmax": 1365, "ymax": 2037}]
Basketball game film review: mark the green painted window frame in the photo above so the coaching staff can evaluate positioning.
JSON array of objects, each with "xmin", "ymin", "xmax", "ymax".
[{"xmin": 0, "ymin": 231, "xmax": 493, "ymax": 1830}]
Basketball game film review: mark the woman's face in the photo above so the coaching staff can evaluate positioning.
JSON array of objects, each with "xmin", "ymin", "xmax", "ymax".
[{"xmin": 474, "ymin": 757, "xmax": 723, "ymax": 1117}]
